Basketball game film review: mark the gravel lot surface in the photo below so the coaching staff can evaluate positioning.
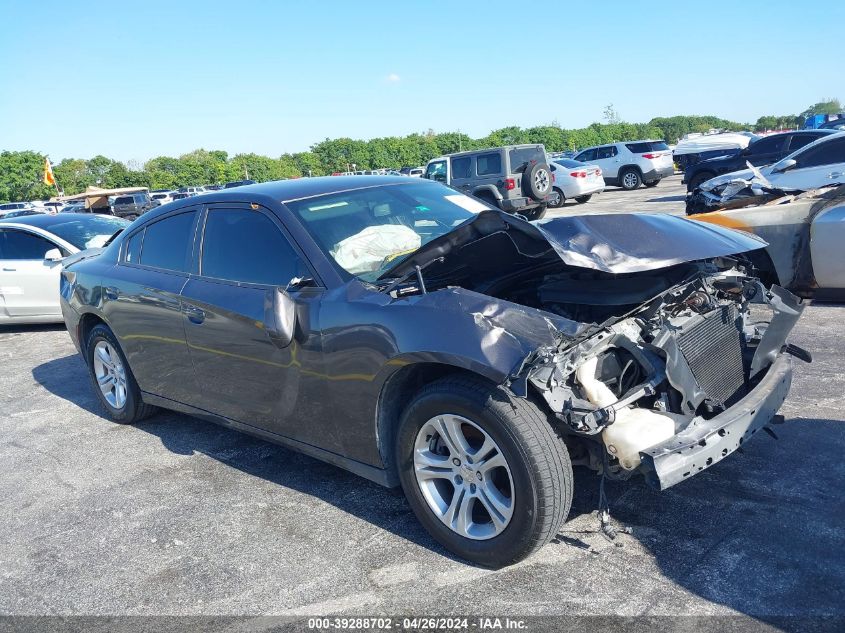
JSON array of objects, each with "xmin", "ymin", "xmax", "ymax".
[{"xmin": 1, "ymin": 182, "xmax": 842, "ymax": 627}]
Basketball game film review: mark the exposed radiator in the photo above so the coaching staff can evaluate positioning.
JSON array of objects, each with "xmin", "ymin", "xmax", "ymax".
[{"xmin": 677, "ymin": 305, "xmax": 746, "ymax": 407}]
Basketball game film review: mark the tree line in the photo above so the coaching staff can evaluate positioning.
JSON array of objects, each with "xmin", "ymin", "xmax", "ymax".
[{"xmin": 1, "ymin": 102, "xmax": 840, "ymax": 203}]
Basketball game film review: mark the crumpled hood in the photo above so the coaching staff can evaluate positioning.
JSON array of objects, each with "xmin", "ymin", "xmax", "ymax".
[{"xmin": 379, "ymin": 210, "xmax": 767, "ymax": 278}]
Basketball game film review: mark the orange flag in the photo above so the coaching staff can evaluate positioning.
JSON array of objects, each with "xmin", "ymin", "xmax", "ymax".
[{"xmin": 43, "ymin": 158, "xmax": 56, "ymax": 186}]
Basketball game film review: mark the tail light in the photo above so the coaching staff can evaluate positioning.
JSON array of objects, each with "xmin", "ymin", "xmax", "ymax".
[
  {"xmin": 503, "ymin": 178, "xmax": 516, "ymax": 190},
  {"xmin": 570, "ymin": 171, "xmax": 587, "ymax": 178},
  {"xmin": 642, "ymin": 153, "xmax": 661, "ymax": 159}
]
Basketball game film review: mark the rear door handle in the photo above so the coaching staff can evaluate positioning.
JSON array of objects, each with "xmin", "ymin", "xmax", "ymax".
[
  {"xmin": 183, "ymin": 304, "xmax": 205, "ymax": 324},
  {"xmin": 2, "ymin": 268, "xmax": 16, "ymax": 272},
  {"xmin": 105, "ymin": 286, "xmax": 119, "ymax": 300}
]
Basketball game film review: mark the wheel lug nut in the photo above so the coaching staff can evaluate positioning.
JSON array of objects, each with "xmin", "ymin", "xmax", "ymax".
[
  {"xmin": 476, "ymin": 471, "xmax": 482, "ymax": 480},
  {"xmin": 470, "ymin": 483, "xmax": 477, "ymax": 493},
  {"xmin": 452, "ymin": 458, "xmax": 460, "ymax": 466},
  {"xmin": 454, "ymin": 475, "xmax": 463, "ymax": 485}
]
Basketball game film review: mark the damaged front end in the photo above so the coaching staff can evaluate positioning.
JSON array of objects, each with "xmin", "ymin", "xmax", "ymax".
[
  {"xmin": 378, "ymin": 209, "xmax": 807, "ymax": 490},
  {"xmin": 522, "ymin": 266, "xmax": 806, "ymax": 490}
]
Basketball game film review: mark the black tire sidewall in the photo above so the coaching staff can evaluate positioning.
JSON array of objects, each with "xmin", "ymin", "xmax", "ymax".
[
  {"xmin": 86, "ymin": 324, "xmax": 141, "ymax": 422},
  {"xmin": 396, "ymin": 388, "xmax": 542, "ymax": 567},
  {"xmin": 688, "ymin": 172, "xmax": 713, "ymax": 192},
  {"xmin": 575, "ymin": 195, "xmax": 591, "ymax": 204},
  {"xmin": 548, "ymin": 188, "xmax": 564, "ymax": 208}
]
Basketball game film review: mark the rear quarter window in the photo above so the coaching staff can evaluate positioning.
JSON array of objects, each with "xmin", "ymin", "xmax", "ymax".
[
  {"xmin": 476, "ymin": 152, "xmax": 502, "ymax": 176},
  {"xmin": 626, "ymin": 141, "xmax": 669, "ymax": 153}
]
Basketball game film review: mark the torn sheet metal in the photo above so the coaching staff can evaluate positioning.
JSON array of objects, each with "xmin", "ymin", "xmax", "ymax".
[{"xmin": 378, "ymin": 209, "xmax": 767, "ymax": 279}]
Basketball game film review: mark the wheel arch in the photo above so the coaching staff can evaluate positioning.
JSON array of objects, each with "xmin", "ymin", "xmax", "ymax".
[
  {"xmin": 78, "ymin": 311, "xmax": 110, "ymax": 358},
  {"xmin": 374, "ymin": 360, "xmax": 503, "ymax": 486},
  {"xmin": 471, "ymin": 185, "xmax": 502, "ymax": 202}
]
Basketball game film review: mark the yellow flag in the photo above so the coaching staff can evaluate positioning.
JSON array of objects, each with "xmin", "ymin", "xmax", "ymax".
[{"xmin": 43, "ymin": 158, "xmax": 56, "ymax": 186}]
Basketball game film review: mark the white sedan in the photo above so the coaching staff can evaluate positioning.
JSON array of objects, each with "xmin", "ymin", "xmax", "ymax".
[
  {"xmin": 0, "ymin": 213, "xmax": 129, "ymax": 324},
  {"xmin": 547, "ymin": 158, "xmax": 605, "ymax": 208}
]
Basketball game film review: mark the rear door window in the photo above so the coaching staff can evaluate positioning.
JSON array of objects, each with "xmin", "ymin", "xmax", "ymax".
[
  {"xmin": 451, "ymin": 157, "xmax": 472, "ymax": 179},
  {"xmin": 596, "ymin": 146, "xmax": 618, "ymax": 159},
  {"xmin": 795, "ymin": 137, "xmax": 845, "ymax": 168},
  {"xmin": 476, "ymin": 152, "xmax": 502, "ymax": 176},
  {"xmin": 139, "ymin": 211, "xmax": 197, "ymax": 272},
  {"xmin": 788, "ymin": 134, "xmax": 823, "ymax": 152},
  {"xmin": 200, "ymin": 208, "xmax": 303, "ymax": 286},
  {"xmin": 625, "ymin": 141, "xmax": 669, "ymax": 153}
]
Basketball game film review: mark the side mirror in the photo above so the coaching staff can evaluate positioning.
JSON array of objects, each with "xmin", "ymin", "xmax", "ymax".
[
  {"xmin": 771, "ymin": 158, "xmax": 797, "ymax": 174},
  {"xmin": 44, "ymin": 248, "xmax": 63, "ymax": 262},
  {"xmin": 266, "ymin": 287, "xmax": 296, "ymax": 348}
]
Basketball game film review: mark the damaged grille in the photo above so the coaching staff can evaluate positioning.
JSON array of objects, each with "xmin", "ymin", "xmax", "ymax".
[{"xmin": 677, "ymin": 305, "xmax": 746, "ymax": 407}]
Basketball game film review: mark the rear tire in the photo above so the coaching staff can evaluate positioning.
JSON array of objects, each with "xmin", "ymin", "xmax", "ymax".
[
  {"xmin": 575, "ymin": 195, "xmax": 592, "ymax": 204},
  {"xmin": 619, "ymin": 168, "xmax": 642, "ymax": 190},
  {"xmin": 522, "ymin": 205, "xmax": 547, "ymax": 221},
  {"xmin": 85, "ymin": 324, "xmax": 157, "ymax": 424},
  {"xmin": 547, "ymin": 188, "xmax": 565, "ymax": 208},
  {"xmin": 395, "ymin": 375, "xmax": 573, "ymax": 568}
]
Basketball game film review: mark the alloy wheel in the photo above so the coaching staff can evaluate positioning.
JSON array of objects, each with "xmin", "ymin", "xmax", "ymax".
[
  {"xmin": 534, "ymin": 169, "xmax": 550, "ymax": 193},
  {"xmin": 413, "ymin": 414, "xmax": 514, "ymax": 540},
  {"xmin": 93, "ymin": 340, "xmax": 128, "ymax": 409},
  {"xmin": 623, "ymin": 172, "xmax": 639, "ymax": 188}
]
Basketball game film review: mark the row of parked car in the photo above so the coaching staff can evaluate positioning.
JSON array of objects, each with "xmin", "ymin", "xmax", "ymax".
[
  {"xmin": 419, "ymin": 139, "xmax": 674, "ymax": 219},
  {"xmin": 0, "ymin": 179, "xmax": 259, "ymax": 221}
]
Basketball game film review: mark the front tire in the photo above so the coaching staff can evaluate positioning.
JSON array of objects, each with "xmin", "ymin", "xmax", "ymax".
[
  {"xmin": 86, "ymin": 324, "xmax": 157, "ymax": 424},
  {"xmin": 395, "ymin": 376, "xmax": 573, "ymax": 568},
  {"xmin": 619, "ymin": 168, "xmax": 642, "ymax": 190}
]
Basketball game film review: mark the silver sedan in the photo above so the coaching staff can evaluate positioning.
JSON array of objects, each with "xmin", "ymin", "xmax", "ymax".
[{"xmin": 0, "ymin": 213, "xmax": 128, "ymax": 324}]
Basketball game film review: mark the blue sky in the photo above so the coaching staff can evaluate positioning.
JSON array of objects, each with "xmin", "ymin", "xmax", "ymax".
[{"xmin": 0, "ymin": 0, "xmax": 840, "ymax": 163}]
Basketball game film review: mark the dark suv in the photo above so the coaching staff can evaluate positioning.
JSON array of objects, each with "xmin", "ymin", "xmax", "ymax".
[
  {"xmin": 683, "ymin": 130, "xmax": 835, "ymax": 191},
  {"xmin": 111, "ymin": 193, "xmax": 156, "ymax": 220},
  {"xmin": 423, "ymin": 145, "xmax": 552, "ymax": 220}
]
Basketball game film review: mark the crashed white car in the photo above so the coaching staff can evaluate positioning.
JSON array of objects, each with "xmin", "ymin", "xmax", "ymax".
[
  {"xmin": 688, "ymin": 132, "xmax": 845, "ymax": 214},
  {"xmin": 0, "ymin": 213, "xmax": 128, "ymax": 324}
]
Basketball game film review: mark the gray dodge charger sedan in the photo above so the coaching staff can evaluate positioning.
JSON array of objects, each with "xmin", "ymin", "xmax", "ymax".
[{"xmin": 59, "ymin": 176, "xmax": 808, "ymax": 567}]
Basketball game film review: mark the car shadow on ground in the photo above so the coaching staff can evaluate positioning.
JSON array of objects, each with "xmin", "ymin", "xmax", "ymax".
[
  {"xmin": 647, "ymin": 194, "xmax": 687, "ymax": 202},
  {"xmin": 32, "ymin": 353, "xmax": 845, "ymax": 623},
  {"xmin": 0, "ymin": 323, "xmax": 66, "ymax": 335}
]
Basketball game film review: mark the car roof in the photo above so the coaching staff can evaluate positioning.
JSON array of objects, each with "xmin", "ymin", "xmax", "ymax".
[{"xmin": 137, "ymin": 176, "xmax": 445, "ymax": 221}]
